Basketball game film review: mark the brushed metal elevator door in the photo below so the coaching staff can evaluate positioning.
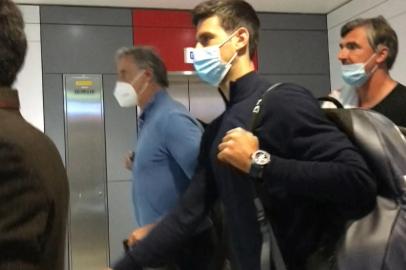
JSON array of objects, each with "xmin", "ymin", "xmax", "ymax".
[
  {"xmin": 167, "ymin": 73, "xmax": 225, "ymax": 124},
  {"xmin": 188, "ymin": 75, "xmax": 225, "ymax": 124},
  {"xmin": 64, "ymin": 74, "xmax": 109, "ymax": 270}
]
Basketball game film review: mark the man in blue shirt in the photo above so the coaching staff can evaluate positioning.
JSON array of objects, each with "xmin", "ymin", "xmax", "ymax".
[{"xmin": 113, "ymin": 46, "xmax": 215, "ymax": 269}]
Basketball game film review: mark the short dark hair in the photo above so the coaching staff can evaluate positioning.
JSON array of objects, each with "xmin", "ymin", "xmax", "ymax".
[
  {"xmin": 341, "ymin": 16, "xmax": 398, "ymax": 69},
  {"xmin": 116, "ymin": 46, "xmax": 169, "ymax": 88},
  {"xmin": 192, "ymin": 0, "xmax": 260, "ymax": 59},
  {"xmin": 0, "ymin": 0, "xmax": 27, "ymax": 87}
]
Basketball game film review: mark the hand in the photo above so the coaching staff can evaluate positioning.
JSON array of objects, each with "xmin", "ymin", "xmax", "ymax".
[
  {"xmin": 127, "ymin": 223, "xmax": 156, "ymax": 247},
  {"xmin": 217, "ymin": 127, "xmax": 259, "ymax": 173},
  {"xmin": 124, "ymin": 151, "xmax": 134, "ymax": 171}
]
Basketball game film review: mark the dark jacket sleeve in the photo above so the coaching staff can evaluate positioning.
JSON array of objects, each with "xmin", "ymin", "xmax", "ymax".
[
  {"xmin": 0, "ymin": 140, "xmax": 49, "ymax": 268},
  {"xmin": 113, "ymin": 125, "xmax": 219, "ymax": 270},
  {"xmin": 258, "ymin": 84, "xmax": 376, "ymax": 218}
]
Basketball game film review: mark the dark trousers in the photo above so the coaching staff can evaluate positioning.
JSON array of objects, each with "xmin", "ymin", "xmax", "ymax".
[{"xmin": 170, "ymin": 227, "xmax": 224, "ymax": 270}]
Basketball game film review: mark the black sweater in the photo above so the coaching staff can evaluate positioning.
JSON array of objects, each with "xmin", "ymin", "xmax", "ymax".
[
  {"xmin": 114, "ymin": 72, "xmax": 376, "ymax": 270},
  {"xmin": 372, "ymin": 83, "xmax": 406, "ymax": 127}
]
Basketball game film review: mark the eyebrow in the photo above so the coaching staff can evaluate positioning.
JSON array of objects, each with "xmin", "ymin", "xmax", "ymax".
[
  {"xmin": 196, "ymin": 32, "xmax": 215, "ymax": 42},
  {"xmin": 339, "ymin": 41, "xmax": 360, "ymax": 49}
]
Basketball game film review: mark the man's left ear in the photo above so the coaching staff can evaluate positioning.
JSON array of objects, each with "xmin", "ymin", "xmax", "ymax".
[
  {"xmin": 144, "ymin": 68, "xmax": 153, "ymax": 82},
  {"xmin": 233, "ymin": 27, "xmax": 249, "ymax": 51},
  {"xmin": 376, "ymin": 46, "xmax": 389, "ymax": 66}
]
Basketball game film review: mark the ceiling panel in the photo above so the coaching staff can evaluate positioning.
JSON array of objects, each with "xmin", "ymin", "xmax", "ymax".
[{"xmin": 15, "ymin": 0, "xmax": 352, "ymax": 14}]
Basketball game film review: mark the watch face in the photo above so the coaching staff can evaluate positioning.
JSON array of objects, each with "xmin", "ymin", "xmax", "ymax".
[{"xmin": 253, "ymin": 150, "xmax": 270, "ymax": 165}]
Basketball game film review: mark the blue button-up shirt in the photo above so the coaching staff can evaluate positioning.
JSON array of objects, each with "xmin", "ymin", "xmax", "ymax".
[{"xmin": 132, "ymin": 90, "xmax": 203, "ymax": 226}]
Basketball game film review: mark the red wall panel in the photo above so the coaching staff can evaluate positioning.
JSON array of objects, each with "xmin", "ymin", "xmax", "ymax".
[
  {"xmin": 133, "ymin": 9, "xmax": 195, "ymax": 71},
  {"xmin": 133, "ymin": 9, "xmax": 194, "ymax": 28},
  {"xmin": 134, "ymin": 27, "xmax": 196, "ymax": 71}
]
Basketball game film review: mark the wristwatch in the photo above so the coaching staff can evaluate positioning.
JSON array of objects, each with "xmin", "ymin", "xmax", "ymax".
[{"xmin": 249, "ymin": 149, "xmax": 271, "ymax": 179}]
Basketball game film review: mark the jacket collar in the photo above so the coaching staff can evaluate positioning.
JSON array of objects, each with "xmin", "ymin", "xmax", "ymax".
[
  {"xmin": 0, "ymin": 87, "xmax": 20, "ymax": 110},
  {"xmin": 139, "ymin": 89, "xmax": 166, "ymax": 122},
  {"xmin": 229, "ymin": 71, "xmax": 260, "ymax": 106}
]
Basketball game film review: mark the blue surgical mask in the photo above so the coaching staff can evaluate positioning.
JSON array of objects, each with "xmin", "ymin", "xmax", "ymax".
[
  {"xmin": 341, "ymin": 53, "xmax": 377, "ymax": 87},
  {"xmin": 193, "ymin": 33, "xmax": 238, "ymax": 87}
]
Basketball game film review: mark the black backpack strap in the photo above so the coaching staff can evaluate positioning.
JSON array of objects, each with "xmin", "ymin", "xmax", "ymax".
[
  {"xmin": 254, "ymin": 193, "xmax": 287, "ymax": 270},
  {"xmin": 251, "ymin": 83, "xmax": 283, "ymax": 131},
  {"xmin": 318, "ymin": 96, "xmax": 344, "ymax": 109},
  {"xmin": 250, "ymin": 83, "xmax": 287, "ymax": 270}
]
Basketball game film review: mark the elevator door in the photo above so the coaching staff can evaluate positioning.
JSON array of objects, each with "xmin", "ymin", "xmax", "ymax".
[
  {"xmin": 64, "ymin": 74, "xmax": 109, "ymax": 270},
  {"xmin": 167, "ymin": 73, "xmax": 225, "ymax": 124}
]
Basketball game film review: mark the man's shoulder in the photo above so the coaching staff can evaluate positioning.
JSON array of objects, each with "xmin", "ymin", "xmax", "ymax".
[
  {"xmin": 0, "ymin": 115, "xmax": 64, "ymax": 172},
  {"xmin": 378, "ymin": 82, "xmax": 406, "ymax": 105},
  {"xmin": 0, "ymin": 112, "xmax": 53, "ymax": 144},
  {"xmin": 154, "ymin": 98, "xmax": 202, "ymax": 135},
  {"xmin": 20, "ymin": 121, "xmax": 63, "ymax": 158},
  {"xmin": 160, "ymin": 102, "xmax": 196, "ymax": 124},
  {"xmin": 160, "ymin": 92, "xmax": 191, "ymax": 115},
  {"xmin": 262, "ymin": 82, "xmax": 315, "ymax": 107},
  {"xmin": 394, "ymin": 82, "xmax": 406, "ymax": 93}
]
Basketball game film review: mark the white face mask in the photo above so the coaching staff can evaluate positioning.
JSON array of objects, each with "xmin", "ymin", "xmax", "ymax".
[{"xmin": 113, "ymin": 72, "xmax": 144, "ymax": 108}]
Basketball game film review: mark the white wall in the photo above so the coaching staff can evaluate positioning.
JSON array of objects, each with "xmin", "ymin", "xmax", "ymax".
[
  {"xmin": 327, "ymin": 0, "xmax": 406, "ymax": 90},
  {"xmin": 14, "ymin": 5, "xmax": 44, "ymax": 131}
]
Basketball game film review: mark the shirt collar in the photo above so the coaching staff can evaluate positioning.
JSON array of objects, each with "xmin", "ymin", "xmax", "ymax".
[
  {"xmin": 139, "ymin": 89, "xmax": 166, "ymax": 121},
  {"xmin": 0, "ymin": 87, "xmax": 20, "ymax": 110}
]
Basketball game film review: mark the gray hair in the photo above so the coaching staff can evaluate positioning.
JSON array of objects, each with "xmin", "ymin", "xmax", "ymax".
[
  {"xmin": 116, "ymin": 46, "xmax": 169, "ymax": 88},
  {"xmin": 341, "ymin": 16, "xmax": 398, "ymax": 70}
]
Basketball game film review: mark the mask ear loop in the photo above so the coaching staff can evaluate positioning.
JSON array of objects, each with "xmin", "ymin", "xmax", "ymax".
[
  {"xmin": 220, "ymin": 27, "xmax": 245, "ymax": 66},
  {"xmin": 139, "ymin": 80, "xmax": 149, "ymax": 96},
  {"xmin": 364, "ymin": 49, "xmax": 381, "ymax": 76},
  {"xmin": 130, "ymin": 71, "xmax": 145, "ymax": 85},
  {"xmin": 226, "ymin": 52, "xmax": 238, "ymax": 65},
  {"xmin": 218, "ymin": 30, "xmax": 238, "ymax": 48},
  {"xmin": 364, "ymin": 52, "xmax": 377, "ymax": 66},
  {"xmin": 130, "ymin": 70, "xmax": 148, "ymax": 97},
  {"xmin": 364, "ymin": 42, "xmax": 389, "ymax": 68}
]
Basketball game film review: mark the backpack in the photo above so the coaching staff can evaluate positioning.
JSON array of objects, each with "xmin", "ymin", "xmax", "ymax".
[
  {"xmin": 250, "ymin": 87, "xmax": 406, "ymax": 270},
  {"xmin": 320, "ymin": 103, "xmax": 406, "ymax": 270}
]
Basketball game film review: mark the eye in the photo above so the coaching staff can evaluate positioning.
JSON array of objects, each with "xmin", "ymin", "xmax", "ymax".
[
  {"xmin": 200, "ymin": 36, "xmax": 210, "ymax": 46},
  {"xmin": 197, "ymin": 33, "xmax": 214, "ymax": 47},
  {"xmin": 345, "ymin": 43, "xmax": 359, "ymax": 50}
]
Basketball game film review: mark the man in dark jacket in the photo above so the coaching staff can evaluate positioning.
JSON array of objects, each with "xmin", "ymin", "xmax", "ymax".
[
  {"xmin": 0, "ymin": 1, "xmax": 69, "ymax": 269},
  {"xmin": 112, "ymin": 1, "xmax": 376, "ymax": 269}
]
